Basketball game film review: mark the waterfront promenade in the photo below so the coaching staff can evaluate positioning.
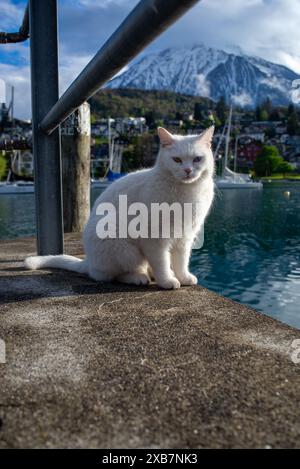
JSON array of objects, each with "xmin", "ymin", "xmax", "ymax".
[{"xmin": 1, "ymin": 234, "xmax": 300, "ymax": 448}]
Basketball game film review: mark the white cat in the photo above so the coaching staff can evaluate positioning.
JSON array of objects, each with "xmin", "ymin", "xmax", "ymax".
[{"xmin": 25, "ymin": 126, "xmax": 215, "ymax": 289}]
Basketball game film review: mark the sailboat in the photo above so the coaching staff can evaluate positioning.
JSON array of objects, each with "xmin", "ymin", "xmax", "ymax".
[
  {"xmin": 0, "ymin": 82, "xmax": 35, "ymax": 195},
  {"xmin": 91, "ymin": 118, "xmax": 126, "ymax": 190},
  {"xmin": 0, "ymin": 151, "xmax": 34, "ymax": 195},
  {"xmin": 215, "ymin": 105, "xmax": 263, "ymax": 189}
]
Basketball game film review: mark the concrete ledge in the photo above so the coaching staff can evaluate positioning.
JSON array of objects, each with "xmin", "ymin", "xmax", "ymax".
[{"xmin": 0, "ymin": 234, "xmax": 300, "ymax": 448}]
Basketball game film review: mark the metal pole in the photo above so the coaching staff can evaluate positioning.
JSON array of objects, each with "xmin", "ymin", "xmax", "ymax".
[
  {"xmin": 40, "ymin": 0, "xmax": 200, "ymax": 134},
  {"xmin": 19, "ymin": 4, "xmax": 30, "ymax": 38},
  {"xmin": 29, "ymin": 0, "xmax": 63, "ymax": 255}
]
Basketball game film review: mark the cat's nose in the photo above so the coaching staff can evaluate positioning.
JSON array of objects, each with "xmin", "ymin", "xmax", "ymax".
[{"xmin": 184, "ymin": 168, "xmax": 192, "ymax": 175}]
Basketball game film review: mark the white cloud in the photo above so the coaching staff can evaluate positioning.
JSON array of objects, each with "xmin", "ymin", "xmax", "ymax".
[
  {"xmin": 59, "ymin": 53, "xmax": 92, "ymax": 94},
  {"xmin": 232, "ymin": 92, "xmax": 253, "ymax": 107},
  {"xmin": 277, "ymin": 51, "xmax": 300, "ymax": 74},
  {"xmin": 0, "ymin": 62, "xmax": 30, "ymax": 120},
  {"xmin": 195, "ymin": 74, "xmax": 210, "ymax": 97},
  {"xmin": 0, "ymin": 78, "xmax": 5, "ymax": 102},
  {"xmin": 0, "ymin": 0, "xmax": 23, "ymax": 29},
  {"xmin": 78, "ymin": 0, "xmax": 130, "ymax": 5},
  {"xmin": 203, "ymin": 0, "xmax": 264, "ymax": 17},
  {"xmin": 260, "ymin": 76, "xmax": 286, "ymax": 93},
  {"xmin": 2, "ymin": 0, "xmax": 300, "ymax": 119},
  {"xmin": 153, "ymin": 0, "xmax": 300, "ymax": 73},
  {"xmin": 0, "ymin": 54, "xmax": 96, "ymax": 120}
]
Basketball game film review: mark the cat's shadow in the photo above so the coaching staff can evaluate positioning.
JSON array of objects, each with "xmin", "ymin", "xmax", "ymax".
[{"xmin": 0, "ymin": 267, "xmax": 162, "ymax": 305}]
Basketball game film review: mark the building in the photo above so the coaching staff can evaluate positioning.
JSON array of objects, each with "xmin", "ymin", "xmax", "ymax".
[
  {"xmin": 11, "ymin": 150, "xmax": 34, "ymax": 177},
  {"xmin": 91, "ymin": 117, "xmax": 148, "ymax": 138},
  {"xmin": 0, "ymin": 103, "xmax": 9, "ymax": 131},
  {"xmin": 238, "ymin": 141, "xmax": 262, "ymax": 168}
]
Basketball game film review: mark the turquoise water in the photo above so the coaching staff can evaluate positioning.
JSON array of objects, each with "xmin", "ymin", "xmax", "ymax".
[
  {"xmin": 191, "ymin": 183, "xmax": 300, "ymax": 329},
  {"xmin": 0, "ymin": 183, "xmax": 299, "ymax": 328}
]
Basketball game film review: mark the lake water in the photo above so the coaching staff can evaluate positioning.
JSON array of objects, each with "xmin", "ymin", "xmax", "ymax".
[{"xmin": 0, "ymin": 183, "xmax": 299, "ymax": 329}]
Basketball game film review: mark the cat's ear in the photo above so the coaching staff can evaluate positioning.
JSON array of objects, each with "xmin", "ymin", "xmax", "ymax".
[
  {"xmin": 198, "ymin": 125, "xmax": 215, "ymax": 148},
  {"xmin": 158, "ymin": 127, "xmax": 174, "ymax": 147}
]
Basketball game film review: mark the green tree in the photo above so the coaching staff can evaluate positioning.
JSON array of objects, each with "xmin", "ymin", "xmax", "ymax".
[
  {"xmin": 264, "ymin": 127, "xmax": 276, "ymax": 139},
  {"xmin": 260, "ymin": 109, "xmax": 269, "ymax": 121},
  {"xmin": 255, "ymin": 105, "xmax": 268, "ymax": 121},
  {"xmin": 269, "ymin": 109, "xmax": 281, "ymax": 121},
  {"xmin": 254, "ymin": 145, "xmax": 283, "ymax": 177},
  {"xmin": 261, "ymin": 97, "xmax": 272, "ymax": 116},
  {"xmin": 255, "ymin": 105, "xmax": 262, "ymax": 121},
  {"xmin": 287, "ymin": 111, "xmax": 300, "ymax": 136},
  {"xmin": 194, "ymin": 102, "xmax": 203, "ymax": 121},
  {"xmin": 145, "ymin": 110, "xmax": 157, "ymax": 127},
  {"xmin": 212, "ymin": 113, "xmax": 221, "ymax": 128},
  {"xmin": 155, "ymin": 119, "xmax": 164, "ymax": 128},
  {"xmin": 90, "ymin": 114, "xmax": 97, "ymax": 124},
  {"xmin": 288, "ymin": 103, "xmax": 295, "ymax": 116},
  {"xmin": 276, "ymin": 160, "xmax": 293, "ymax": 177},
  {"xmin": 0, "ymin": 153, "xmax": 7, "ymax": 180},
  {"xmin": 175, "ymin": 111, "xmax": 183, "ymax": 121},
  {"xmin": 216, "ymin": 96, "xmax": 227, "ymax": 124}
]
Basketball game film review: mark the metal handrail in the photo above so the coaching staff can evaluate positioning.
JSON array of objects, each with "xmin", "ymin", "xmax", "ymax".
[
  {"xmin": 40, "ymin": 0, "xmax": 200, "ymax": 135},
  {"xmin": 0, "ymin": 3, "xmax": 29, "ymax": 44}
]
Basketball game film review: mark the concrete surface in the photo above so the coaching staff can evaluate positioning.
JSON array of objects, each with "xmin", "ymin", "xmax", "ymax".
[{"xmin": 0, "ymin": 234, "xmax": 300, "ymax": 448}]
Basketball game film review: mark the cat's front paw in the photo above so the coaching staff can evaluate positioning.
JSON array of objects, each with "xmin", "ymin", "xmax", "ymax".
[
  {"xmin": 178, "ymin": 273, "xmax": 198, "ymax": 286},
  {"xmin": 157, "ymin": 277, "xmax": 181, "ymax": 290}
]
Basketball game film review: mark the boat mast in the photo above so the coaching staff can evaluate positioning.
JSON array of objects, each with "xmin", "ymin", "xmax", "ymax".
[
  {"xmin": 213, "ymin": 122, "xmax": 227, "ymax": 160},
  {"xmin": 234, "ymin": 135, "xmax": 238, "ymax": 173},
  {"xmin": 224, "ymin": 103, "xmax": 232, "ymax": 172},
  {"xmin": 108, "ymin": 117, "xmax": 111, "ymax": 170},
  {"xmin": 10, "ymin": 85, "xmax": 15, "ymax": 129}
]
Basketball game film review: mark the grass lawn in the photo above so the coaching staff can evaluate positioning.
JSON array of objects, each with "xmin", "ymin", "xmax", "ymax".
[{"xmin": 260, "ymin": 173, "xmax": 300, "ymax": 180}]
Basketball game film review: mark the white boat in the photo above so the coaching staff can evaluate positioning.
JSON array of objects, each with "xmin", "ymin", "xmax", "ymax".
[
  {"xmin": 0, "ymin": 181, "xmax": 34, "ymax": 194},
  {"xmin": 214, "ymin": 105, "xmax": 263, "ymax": 190},
  {"xmin": 0, "ymin": 179, "xmax": 112, "ymax": 194},
  {"xmin": 216, "ymin": 180, "xmax": 263, "ymax": 189},
  {"xmin": 91, "ymin": 178, "xmax": 110, "ymax": 189},
  {"xmin": 215, "ymin": 168, "xmax": 263, "ymax": 189},
  {"xmin": 0, "ymin": 150, "xmax": 35, "ymax": 194}
]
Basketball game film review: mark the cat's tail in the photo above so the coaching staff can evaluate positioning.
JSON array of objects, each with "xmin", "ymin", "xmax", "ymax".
[{"xmin": 24, "ymin": 254, "xmax": 88, "ymax": 274}]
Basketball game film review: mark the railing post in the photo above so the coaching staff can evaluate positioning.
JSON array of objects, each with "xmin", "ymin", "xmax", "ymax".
[{"xmin": 29, "ymin": 0, "xmax": 63, "ymax": 255}]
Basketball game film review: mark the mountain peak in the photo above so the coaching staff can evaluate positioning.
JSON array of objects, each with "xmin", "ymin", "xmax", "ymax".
[{"xmin": 107, "ymin": 44, "xmax": 299, "ymax": 108}]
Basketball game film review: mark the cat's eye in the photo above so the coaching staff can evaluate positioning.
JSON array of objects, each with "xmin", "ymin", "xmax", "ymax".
[
  {"xmin": 172, "ymin": 157, "xmax": 182, "ymax": 164},
  {"xmin": 193, "ymin": 156, "xmax": 203, "ymax": 163}
]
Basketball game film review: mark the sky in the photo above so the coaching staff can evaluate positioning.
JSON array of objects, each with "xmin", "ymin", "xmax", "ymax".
[{"xmin": 1, "ymin": 0, "xmax": 300, "ymax": 120}]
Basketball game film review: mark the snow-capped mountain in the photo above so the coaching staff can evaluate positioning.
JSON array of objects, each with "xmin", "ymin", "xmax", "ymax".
[{"xmin": 107, "ymin": 44, "xmax": 299, "ymax": 107}]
